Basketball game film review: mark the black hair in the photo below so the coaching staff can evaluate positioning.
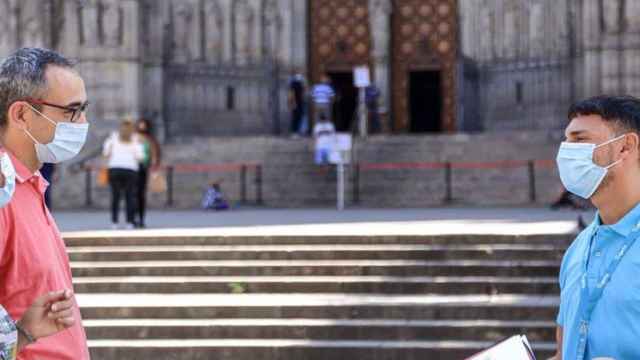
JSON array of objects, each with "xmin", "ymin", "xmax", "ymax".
[
  {"xmin": 0, "ymin": 47, "xmax": 76, "ymax": 129},
  {"xmin": 568, "ymin": 95, "xmax": 640, "ymax": 133}
]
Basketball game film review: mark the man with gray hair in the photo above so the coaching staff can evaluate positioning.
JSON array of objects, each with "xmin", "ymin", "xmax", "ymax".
[{"xmin": 0, "ymin": 48, "xmax": 90, "ymax": 359}]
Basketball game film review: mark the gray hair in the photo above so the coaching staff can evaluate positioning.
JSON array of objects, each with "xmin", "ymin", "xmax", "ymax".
[{"xmin": 0, "ymin": 47, "xmax": 76, "ymax": 129}]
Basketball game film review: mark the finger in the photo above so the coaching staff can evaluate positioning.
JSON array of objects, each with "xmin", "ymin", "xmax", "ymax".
[
  {"xmin": 50, "ymin": 298, "xmax": 74, "ymax": 313},
  {"xmin": 48, "ymin": 308, "xmax": 73, "ymax": 320},
  {"xmin": 32, "ymin": 290, "xmax": 66, "ymax": 307},
  {"xmin": 56, "ymin": 317, "xmax": 75, "ymax": 328}
]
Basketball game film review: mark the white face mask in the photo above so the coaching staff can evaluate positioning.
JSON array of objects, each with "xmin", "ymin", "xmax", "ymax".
[
  {"xmin": 23, "ymin": 104, "xmax": 89, "ymax": 164},
  {"xmin": 0, "ymin": 152, "xmax": 16, "ymax": 208},
  {"xmin": 556, "ymin": 134, "xmax": 626, "ymax": 199}
]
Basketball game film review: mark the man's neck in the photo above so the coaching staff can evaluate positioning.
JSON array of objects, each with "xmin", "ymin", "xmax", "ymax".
[
  {"xmin": 596, "ymin": 179, "xmax": 640, "ymax": 225},
  {"xmin": 2, "ymin": 133, "xmax": 40, "ymax": 173}
]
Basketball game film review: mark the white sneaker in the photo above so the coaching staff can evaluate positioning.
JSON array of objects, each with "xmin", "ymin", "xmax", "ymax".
[
  {"xmin": 125, "ymin": 223, "xmax": 135, "ymax": 230},
  {"xmin": 111, "ymin": 223, "xmax": 119, "ymax": 230}
]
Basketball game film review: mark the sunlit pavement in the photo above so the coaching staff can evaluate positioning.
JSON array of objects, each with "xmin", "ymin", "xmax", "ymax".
[{"xmin": 55, "ymin": 207, "xmax": 593, "ymax": 236}]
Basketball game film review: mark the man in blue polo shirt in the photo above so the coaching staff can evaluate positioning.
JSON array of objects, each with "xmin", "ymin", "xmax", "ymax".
[{"xmin": 552, "ymin": 95, "xmax": 640, "ymax": 360}]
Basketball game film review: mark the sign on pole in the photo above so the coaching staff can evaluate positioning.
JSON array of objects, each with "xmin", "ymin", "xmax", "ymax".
[
  {"xmin": 354, "ymin": 66, "xmax": 371, "ymax": 88},
  {"xmin": 329, "ymin": 133, "xmax": 352, "ymax": 211},
  {"xmin": 354, "ymin": 66, "xmax": 370, "ymax": 138}
]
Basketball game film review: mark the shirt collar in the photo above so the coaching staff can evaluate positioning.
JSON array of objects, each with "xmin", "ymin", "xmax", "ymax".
[
  {"xmin": 7, "ymin": 151, "xmax": 49, "ymax": 192},
  {"xmin": 594, "ymin": 202, "xmax": 640, "ymax": 237}
]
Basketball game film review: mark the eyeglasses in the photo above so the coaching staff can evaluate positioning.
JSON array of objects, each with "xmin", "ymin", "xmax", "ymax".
[{"xmin": 23, "ymin": 98, "xmax": 90, "ymax": 123}]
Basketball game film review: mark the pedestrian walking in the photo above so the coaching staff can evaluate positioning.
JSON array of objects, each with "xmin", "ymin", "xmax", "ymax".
[
  {"xmin": 103, "ymin": 119, "xmax": 144, "ymax": 229},
  {"xmin": 135, "ymin": 118, "xmax": 161, "ymax": 228}
]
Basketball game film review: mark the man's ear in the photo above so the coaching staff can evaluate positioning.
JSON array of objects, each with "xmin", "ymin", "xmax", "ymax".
[
  {"xmin": 7, "ymin": 101, "xmax": 28, "ymax": 130},
  {"xmin": 623, "ymin": 132, "xmax": 640, "ymax": 157}
]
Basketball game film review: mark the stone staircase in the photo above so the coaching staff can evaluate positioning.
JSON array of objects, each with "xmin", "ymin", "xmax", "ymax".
[{"xmin": 65, "ymin": 234, "xmax": 570, "ymax": 359}]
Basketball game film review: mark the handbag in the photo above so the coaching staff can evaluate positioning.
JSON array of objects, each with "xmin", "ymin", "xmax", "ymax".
[
  {"xmin": 149, "ymin": 169, "xmax": 167, "ymax": 193},
  {"xmin": 96, "ymin": 168, "xmax": 109, "ymax": 188}
]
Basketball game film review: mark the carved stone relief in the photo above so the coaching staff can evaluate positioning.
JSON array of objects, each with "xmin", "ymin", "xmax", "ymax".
[
  {"xmin": 234, "ymin": 0, "xmax": 256, "ymax": 66},
  {"xmin": 21, "ymin": 0, "xmax": 45, "ymax": 48},
  {"xmin": 204, "ymin": 0, "xmax": 224, "ymax": 64},
  {"xmin": 603, "ymin": 0, "xmax": 621, "ymax": 33},
  {"xmin": 263, "ymin": 0, "xmax": 282, "ymax": 60},
  {"xmin": 81, "ymin": 0, "xmax": 100, "ymax": 45},
  {"xmin": 102, "ymin": 0, "xmax": 122, "ymax": 47},
  {"xmin": 172, "ymin": 1, "xmax": 195, "ymax": 62}
]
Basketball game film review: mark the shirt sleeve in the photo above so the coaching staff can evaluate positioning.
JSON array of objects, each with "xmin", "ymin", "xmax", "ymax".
[
  {"xmin": 102, "ymin": 137, "xmax": 113, "ymax": 157},
  {"xmin": 556, "ymin": 241, "xmax": 573, "ymax": 327},
  {"xmin": 0, "ymin": 305, "xmax": 18, "ymax": 360}
]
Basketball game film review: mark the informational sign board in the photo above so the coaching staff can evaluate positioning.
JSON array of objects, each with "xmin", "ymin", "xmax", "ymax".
[
  {"xmin": 329, "ymin": 133, "xmax": 352, "ymax": 165},
  {"xmin": 354, "ymin": 66, "xmax": 371, "ymax": 88}
]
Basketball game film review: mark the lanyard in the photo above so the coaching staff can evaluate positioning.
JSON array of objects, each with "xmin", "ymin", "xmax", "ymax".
[{"xmin": 573, "ymin": 225, "xmax": 640, "ymax": 360}]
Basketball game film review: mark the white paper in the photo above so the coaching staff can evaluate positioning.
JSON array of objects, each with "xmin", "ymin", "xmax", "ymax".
[{"xmin": 467, "ymin": 335, "xmax": 534, "ymax": 360}]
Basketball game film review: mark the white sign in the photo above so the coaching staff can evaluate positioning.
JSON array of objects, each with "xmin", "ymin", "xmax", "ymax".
[
  {"xmin": 354, "ymin": 66, "xmax": 371, "ymax": 88},
  {"xmin": 329, "ymin": 133, "xmax": 352, "ymax": 165}
]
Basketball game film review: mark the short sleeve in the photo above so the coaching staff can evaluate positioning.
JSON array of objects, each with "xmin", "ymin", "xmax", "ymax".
[
  {"xmin": 0, "ymin": 304, "xmax": 18, "ymax": 360},
  {"xmin": 0, "ymin": 209, "xmax": 8, "ymax": 260},
  {"xmin": 102, "ymin": 137, "xmax": 113, "ymax": 157}
]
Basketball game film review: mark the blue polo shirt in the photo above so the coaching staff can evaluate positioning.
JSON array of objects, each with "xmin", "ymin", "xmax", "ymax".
[{"xmin": 557, "ymin": 203, "xmax": 640, "ymax": 359}]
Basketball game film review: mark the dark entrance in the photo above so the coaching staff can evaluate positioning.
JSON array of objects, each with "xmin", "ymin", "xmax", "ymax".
[
  {"xmin": 328, "ymin": 72, "xmax": 358, "ymax": 132},
  {"xmin": 409, "ymin": 70, "xmax": 442, "ymax": 133}
]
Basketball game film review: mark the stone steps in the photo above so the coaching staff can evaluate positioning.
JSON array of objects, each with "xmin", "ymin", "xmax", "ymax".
[
  {"xmin": 72, "ymin": 275, "xmax": 558, "ymax": 294},
  {"xmin": 71, "ymin": 259, "xmax": 560, "ymax": 277},
  {"xmin": 77, "ymin": 293, "xmax": 559, "ymax": 321},
  {"xmin": 67, "ymin": 234, "xmax": 564, "ymax": 360},
  {"xmin": 87, "ymin": 339, "xmax": 556, "ymax": 360},
  {"xmin": 66, "ymin": 244, "xmax": 564, "ymax": 261},
  {"xmin": 63, "ymin": 233, "xmax": 573, "ymax": 246},
  {"xmin": 83, "ymin": 318, "xmax": 555, "ymax": 342}
]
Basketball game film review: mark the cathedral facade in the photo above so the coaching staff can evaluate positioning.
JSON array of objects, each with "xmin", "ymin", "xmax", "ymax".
[{"xmin": 0, "ymin": 0, "xmax": 636, "ymax": 139}]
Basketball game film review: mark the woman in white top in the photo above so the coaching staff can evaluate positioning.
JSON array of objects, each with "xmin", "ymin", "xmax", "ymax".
[{"xmin": 103, "ymin": 120, "xmax": 144, "ymax": 229}]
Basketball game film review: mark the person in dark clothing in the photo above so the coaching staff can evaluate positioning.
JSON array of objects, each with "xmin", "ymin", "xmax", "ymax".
[
  {"xmin": 135, "ymin": 118, "xmax": 161, "ymax": 228},
  {"xmin": 103, "ymin": 120, "xmax": 144, "ymax": 229},
  {"xmin": 365, "ymin": 84, "xmax": 381, "ymax": 134},
  {"xmin": 39, "ymin": 163, "xmax": 55, "ymax": 209},
  {"xmin": 289, "ymin": 72, "xmax": 306, "ymax": 136}
]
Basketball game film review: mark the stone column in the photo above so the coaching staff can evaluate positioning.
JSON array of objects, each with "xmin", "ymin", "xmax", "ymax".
[
  {"xmin": 582, "ymin": 0, "xmax": 601, "ymax": 97},
  {"xmin": 0, "ymin": 0, "xmax": 18, "ymax": 57},
  {"xmin": 368, "ymin": 0, "xmax": 392, "ymax": 116},
  {"xmin": 219, "ymin": 0, "xmax": 233, "ymax": 64},
  {"xmin": 59, "ymin": 0, "xmax": 142, "ymax": 140},
  {"xmin": 290, "ymin": 0, "xmax": 307, "ymax": 70}
]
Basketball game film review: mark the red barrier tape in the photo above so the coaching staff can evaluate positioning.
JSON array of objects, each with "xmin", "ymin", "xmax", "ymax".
[
  {"xmin": 87, "ymin": 163, "xmax": 260, "ymax": 174},
  {"xmin": 168, "ymin": 163, "xmax": 259, "ymax": 174},
  {"xmin": 360, "ymin": 162, "xmax": 447, "ymax": 170},
  {"xmin": 360, "ymin": 160, "xmax": 556, "ymax": 171}
]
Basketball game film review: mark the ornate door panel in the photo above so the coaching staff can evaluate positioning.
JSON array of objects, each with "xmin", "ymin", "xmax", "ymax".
[
  {"xmin": 392, "ymin": 0, "xmax": 458, "ymax": 132},
  {"xmin": 308, "ymin": 0, "xmax": 372, "ymax": 84}
]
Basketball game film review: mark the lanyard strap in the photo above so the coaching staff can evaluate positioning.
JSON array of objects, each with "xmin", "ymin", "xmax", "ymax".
[{"xmin": 574, "ymin": 226, "xmax": 640, "ymax": 360}]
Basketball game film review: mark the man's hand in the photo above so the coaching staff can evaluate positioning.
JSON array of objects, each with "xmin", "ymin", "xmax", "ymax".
[{"xmin": 17, "ymin": 289, "xmax": 76, "ymax": 344}]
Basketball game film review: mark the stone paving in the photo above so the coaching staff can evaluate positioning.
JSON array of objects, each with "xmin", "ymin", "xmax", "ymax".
[{"xmin": 55, "ymin": 207, "xmax": 593, "ymax": 236}]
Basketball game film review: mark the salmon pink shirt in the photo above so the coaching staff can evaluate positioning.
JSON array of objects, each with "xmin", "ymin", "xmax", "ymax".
[{"xmin": 0, "ymin": 152, "xmax": 89, "ymax": 359}]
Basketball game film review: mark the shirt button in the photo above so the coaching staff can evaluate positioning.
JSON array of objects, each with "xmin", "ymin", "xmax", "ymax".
[{"xmin": 595, "ymin": 251, "xmax": 602, "ymax": 257}]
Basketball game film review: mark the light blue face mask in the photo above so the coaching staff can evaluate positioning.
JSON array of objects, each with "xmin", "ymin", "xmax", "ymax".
[
  {"xmin": 0, "ymin": 152, "xmax": 16, "ymax": 208},
  {"xmin": 556, "ymin": 134, "xmax": 626, "ymax": 199},
  {"xmin": 23, "ymin": 103, "xmax": 89, "ymax": 164}
]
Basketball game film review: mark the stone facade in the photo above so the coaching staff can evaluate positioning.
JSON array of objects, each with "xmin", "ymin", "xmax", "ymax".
[
  {"xmin": 2, "ymin": 1, "xmax": 636, "ymax": 136},
  {"xmin": 460, "ymin": 0, "xmax": 640, "ymax": 131},
  {"xmin": 0, "ymin": 0, "xmax": 306, "ymax": 142},
  {"xmin": 51, "ymin": 133, "xmax": 563, "ymax": 209}
]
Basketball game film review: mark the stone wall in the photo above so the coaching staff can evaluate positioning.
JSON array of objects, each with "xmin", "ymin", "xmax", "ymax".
[{"xmin": 51, "ymin": 132, "xmax": 564, "ymax": 210}]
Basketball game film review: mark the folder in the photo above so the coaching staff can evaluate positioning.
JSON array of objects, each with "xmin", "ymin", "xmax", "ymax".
[{"xmin": 466, "ymin": 335, "xmax": 536, "ymax": 360}]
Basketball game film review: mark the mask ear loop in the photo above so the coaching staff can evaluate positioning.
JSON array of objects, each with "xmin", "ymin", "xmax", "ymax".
[
  {"xmin": 597, "ymin": 134, "xmax": 628, "ymax": 169},
  {"xmin": 595, "ymin": 134, "xmax": 627, "ymax": 149},
  {"xmin": 25, "ymin": 103, "xmax": 58, "ymax": 126}
]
